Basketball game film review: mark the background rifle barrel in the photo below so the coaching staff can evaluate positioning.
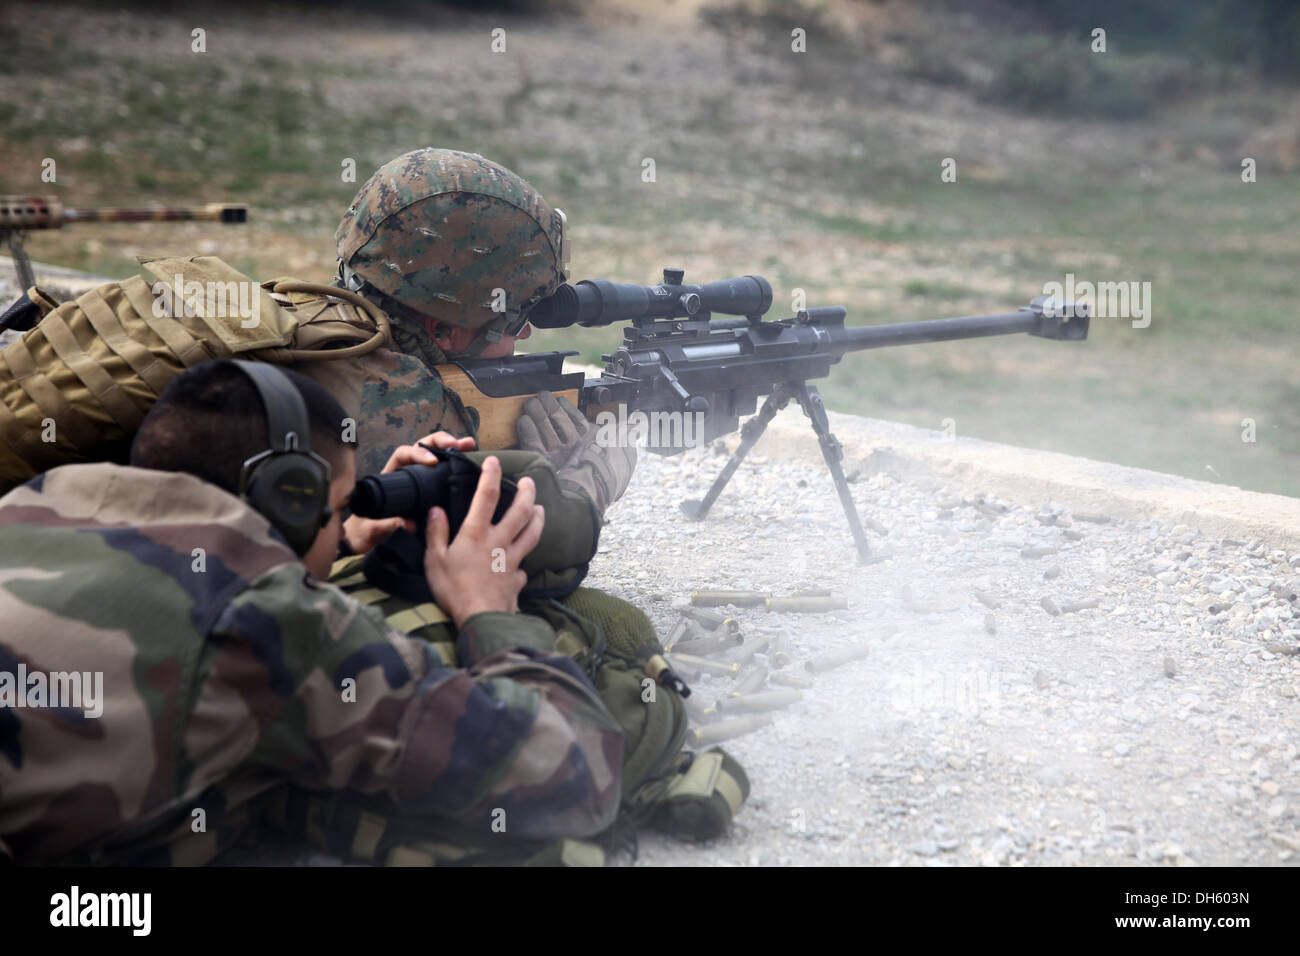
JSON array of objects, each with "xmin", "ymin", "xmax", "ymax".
[
  {"xmin": 0, "ymin": 197, "xmax": 247, "ymax": 229},
  {"xmin": 63, "ymin": 204, "xmax": 247, "ymax": 224}
]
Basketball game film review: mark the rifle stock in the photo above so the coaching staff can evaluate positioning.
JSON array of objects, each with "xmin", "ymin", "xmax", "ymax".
[
  {"xmin": 435, "ymin": 362, "xmax": 581, "ymax": 449},
  {"xmin": 434, "ymin": 350, "xmax": 585, "ymax": 449}
]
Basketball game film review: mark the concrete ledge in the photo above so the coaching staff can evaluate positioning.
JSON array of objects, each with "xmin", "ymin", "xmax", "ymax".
[
  {"xmin": 564, "ymin": 356, "xmax": 1299, "ymax": 551},
  {"xmin": 0, "ymin": 255, "xmax": 123, "ymax": 299},
  {"xmin": 741, "ymin": 407, "xmax": 1300, "ymax": 553}
]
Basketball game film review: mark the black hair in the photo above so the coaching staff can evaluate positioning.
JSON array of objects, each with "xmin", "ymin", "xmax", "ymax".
[{"xmin": 130, "ymin": 360, "xmax": 355, "ymax": 495}]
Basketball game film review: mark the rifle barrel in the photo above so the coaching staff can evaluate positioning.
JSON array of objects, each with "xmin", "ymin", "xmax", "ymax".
[{"xmin": 830, "ymin": 311, "xmax": 1037, "ymax": 352}]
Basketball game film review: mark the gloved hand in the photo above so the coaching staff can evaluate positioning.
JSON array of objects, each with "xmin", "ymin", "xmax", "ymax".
[{"xmin": 516, "ymin": 391, "xmax": 636, "ymax": 515}]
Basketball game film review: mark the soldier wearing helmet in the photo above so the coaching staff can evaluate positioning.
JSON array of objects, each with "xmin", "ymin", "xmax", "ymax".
[
  {"xmin": 330, "ymin": 148, "xmax": 634, "ymax": 518},
  {"xmin": 316, "ymin": 155, "xmax": 721, "ymax": 859}
]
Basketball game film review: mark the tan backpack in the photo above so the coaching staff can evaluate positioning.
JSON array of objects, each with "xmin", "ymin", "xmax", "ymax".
[{"xmin": 0, "ymin": 255, "xmax": 389, "ymax": 494}]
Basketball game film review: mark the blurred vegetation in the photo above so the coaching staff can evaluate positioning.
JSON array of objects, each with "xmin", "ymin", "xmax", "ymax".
[
  {"xmin": 710, "ymin": 0, "xmax": 1299, "ymax": 119},
  {"xmin": 1002, "ymin": 0, "xmax": 1300, "ymax": 80},
  {"xmin": 2, "ymin": 0, "xmax": 1297, "ymax": 497},
  {"xmin": 982, "ymin": 38, "xmax": 1197, "ymax": 120},
  {"xmin": 977, "ymin": 0, "xmax": 1300, "ymax": 117},
  {"xmin": 699, "ymin": 0, "xmax": 842, "ymax": 45}
]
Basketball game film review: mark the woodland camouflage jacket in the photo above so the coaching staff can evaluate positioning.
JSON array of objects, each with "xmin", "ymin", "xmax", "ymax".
[{"xmin": 0, "ymin": 463, "xmax": 622, "ymax": 864}]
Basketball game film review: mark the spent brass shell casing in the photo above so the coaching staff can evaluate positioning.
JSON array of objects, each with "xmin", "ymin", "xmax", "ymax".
[
  {"xmin": 765, "ymin": 595, "xmax": 848, "ymax": 613},
  {"xmin": 718, "ymin": 689, "xmax": 801, "ymax": 715},
  {"xmin": 663, "ymin": 618, "xmax": 693, "ymax": 651},
  {"xmin": 667, "ymin": 652, "xmax": 740, "ymax": 677},
  {"xmin": 691, "ymin": 590, "xmax": 770, "ymax": 608},
  {"xmin": 680, "ymin": 607, "xmax": 741, "ymax": 636},
  {"xmin": 684, "ymin": 695, "xmax": 718, "ymax": 725},
  {"xmin": 689, "ymin": 716, "xmax": 773, "ymax": 747},
  {"xmin": 769, "ymin": 671, "xmax": 813, "ymax": 690},
  {"xmin": 681, "ymin": 606, "xmax": 727, "ymax": 628},
  {"xmin": 717, "ymin": 637, "xmax": 767, "ymax": 666},
  {"xmin": 805, "ymin": 644, "xmax": 869, "ymax": 673},
  {"xmin": 671, "ymin": 631, "xmax": 743, "ymax": 657},
  {"xmin": 670, "ymin": 660, "xmax": 701, "ymax": 681},
  {"xmin": 728, "ymin": 666, "xmax": 768, "ymax": 698},
  {"xmin": 768, "ymin": 629, "xmax": 792, "ymax": 669}
]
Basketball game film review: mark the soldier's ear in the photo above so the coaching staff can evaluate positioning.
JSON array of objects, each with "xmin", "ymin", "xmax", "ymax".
[{"xmin": 432, "ymin": 323, "xmax": 476, "ymax": 352}]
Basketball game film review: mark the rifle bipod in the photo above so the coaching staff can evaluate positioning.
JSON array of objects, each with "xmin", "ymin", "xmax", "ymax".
[{"xmin": 680, "ymin": 381, "xmax": 874, "ymax": 562}]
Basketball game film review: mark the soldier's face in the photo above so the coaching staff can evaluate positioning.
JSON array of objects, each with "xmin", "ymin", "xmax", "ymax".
[
  {"xmin": 434, "ymin": 322, "xmax": 531, "ymax": 360},
  {"xmin": 302, "ymin": 451, "xmax": 357, "ymax": 579},
  {"xmin": 480, "ymin": 323, "xmax": 531, "ymax": 359}
]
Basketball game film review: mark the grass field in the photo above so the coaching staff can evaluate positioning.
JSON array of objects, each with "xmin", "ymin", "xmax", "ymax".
[{"xmin": 3, "ymin": 0, "xmax": 1297, "ymax": 496}]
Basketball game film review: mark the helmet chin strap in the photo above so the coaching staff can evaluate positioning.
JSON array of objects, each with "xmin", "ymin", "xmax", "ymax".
[
  {"xmin": 337, "ymin": 260, "xmax": 366, "ymax": 293},
  {"xmin": 336, "ymin": 259, "xmax": 530, "ymax": 359},
  {"xmin": 456, "ymin": 310, "xmax": 527, "ymax": 358}
]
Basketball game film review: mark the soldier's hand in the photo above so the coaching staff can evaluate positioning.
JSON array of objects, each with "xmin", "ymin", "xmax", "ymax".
[
  {"xmin": 516, "ymin": 391, "xmax": 636, "ymax": 515},
  {"xmin": 517, "ymin": 391, "xmax": 590, "ymax": 469},
  {"xmin": 422, "ymin": 455, "xmax": 545, "ymax": 628},
  {"xmin": 414, "ymin": 430, "xmax": 477, "ymax": 456},
  {"xmin": 342, "ymin": 431, "xmax": 478, "ymax": 555}
]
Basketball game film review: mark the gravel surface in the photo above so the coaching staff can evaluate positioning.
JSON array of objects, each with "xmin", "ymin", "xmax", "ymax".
[{"xmin": 587, "ymin": 438, "xmax": 1300, "ymax": 867}]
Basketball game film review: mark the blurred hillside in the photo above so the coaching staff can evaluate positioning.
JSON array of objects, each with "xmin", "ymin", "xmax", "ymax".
[{"xmin": 2, "ymin": 0, "xmax": 1297, "ymax": 494}]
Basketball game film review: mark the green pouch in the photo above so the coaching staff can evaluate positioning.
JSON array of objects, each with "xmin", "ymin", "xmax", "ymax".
[
  {"xmin": 638, "ymin": 748, "xmax": 751, "ymax": 842},
  {"xmin": 524, "ymin": 589, "xmax": 689, "ymax": 795}
]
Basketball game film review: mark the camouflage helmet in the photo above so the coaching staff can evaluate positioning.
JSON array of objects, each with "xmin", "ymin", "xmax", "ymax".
[{"xmin": 336, "ymin": 148, "xmax": 569, "ymax": 345}]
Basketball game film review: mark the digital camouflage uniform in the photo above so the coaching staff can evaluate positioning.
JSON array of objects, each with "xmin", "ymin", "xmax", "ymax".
[
  {"xmin": 0, "ymin": 463, "xmax": 623, "ymax": 865},
  {"xmin": 329, "ymin": 148, "xmax": 586, "ymax": 487},
  {"xmin": 351, "ymin": 344, "xmax": 475, "ymax": 479}
]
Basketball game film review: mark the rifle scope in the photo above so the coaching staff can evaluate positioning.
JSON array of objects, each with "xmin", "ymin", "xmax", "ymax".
[{"xmin": 527, "ymin": 268, "xmax": 772, "ymax": 328}]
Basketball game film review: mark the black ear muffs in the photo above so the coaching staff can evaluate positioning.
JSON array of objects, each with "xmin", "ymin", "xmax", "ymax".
[{"xmin": 232, "ymin": 361, "xmax": 332, "ymax": 556}]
